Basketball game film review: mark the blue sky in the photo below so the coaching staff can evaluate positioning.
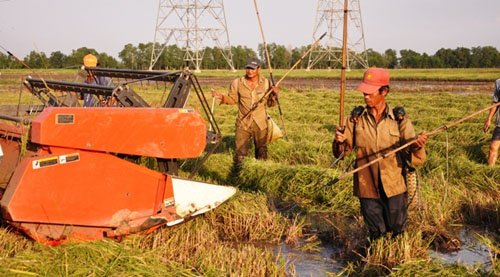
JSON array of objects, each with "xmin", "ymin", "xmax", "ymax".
[{"xmin": 1, "ymin": 0, "xmax": 499, "ymax": 58}]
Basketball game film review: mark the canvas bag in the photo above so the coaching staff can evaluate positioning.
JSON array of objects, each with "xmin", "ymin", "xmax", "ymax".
[
  {"xmin": 234, "ymin": 77, "xmax": 283, "ymax": 143},
  {"xmin": 267, "ymin": 115, "xmax": 283, "ymax": 143}
]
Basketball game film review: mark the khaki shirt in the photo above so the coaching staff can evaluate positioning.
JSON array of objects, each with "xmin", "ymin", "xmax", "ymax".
[
  {"xmin": 220, "ymin": 76, "xmax": 273, "ymax": 130},
  {"xmin": 338, "ymin": 105, "xmax": 426, "ymax": 198}
]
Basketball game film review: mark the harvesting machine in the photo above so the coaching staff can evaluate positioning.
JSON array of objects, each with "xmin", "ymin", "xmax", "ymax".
[{"xmin": 0, "ymin": 67, "xmax": 235, "ymax": 245}]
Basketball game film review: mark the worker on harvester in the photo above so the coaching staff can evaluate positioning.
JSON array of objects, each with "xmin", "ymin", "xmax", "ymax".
[{"xmin": 82, "ymin": 54, "xmax": 112, "ymax": 107}]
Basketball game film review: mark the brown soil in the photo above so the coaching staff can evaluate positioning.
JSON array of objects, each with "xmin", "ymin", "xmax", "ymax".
[
  {"xmin": 1, "ymin": 72, "xmax": 493, "ymax": 94},
  {"xmin": 197, "ymin": 77, "xmax": 493, "ymax": 93}
]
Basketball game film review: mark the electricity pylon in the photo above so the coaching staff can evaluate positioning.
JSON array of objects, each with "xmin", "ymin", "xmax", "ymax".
[
  {"xmin": 149, "ymin": 0, "xmax": 235, "ymax": 72},
  {"xmin": 307, "ymin": 0, "xmax": 368, "ymax": 70}
]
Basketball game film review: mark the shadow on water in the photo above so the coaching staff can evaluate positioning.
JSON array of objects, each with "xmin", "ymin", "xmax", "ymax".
[{"xmin": 430, "ymin": 227, "xmax": 495, "ymax": 271}]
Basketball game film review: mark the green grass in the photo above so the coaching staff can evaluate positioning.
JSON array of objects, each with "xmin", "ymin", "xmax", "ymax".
[{"xmin": 0, "ymin": 69, "xmax": 498, "ymax": 276}]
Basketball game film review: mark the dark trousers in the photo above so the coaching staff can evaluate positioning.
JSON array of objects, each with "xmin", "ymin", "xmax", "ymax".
[
  {"xmin": 233, "ymin": 121, "xmax": 268, "ymax": 164},
  {"xmin": 359, "ymin": 187, "xmax": 408, "ymax": 239}
]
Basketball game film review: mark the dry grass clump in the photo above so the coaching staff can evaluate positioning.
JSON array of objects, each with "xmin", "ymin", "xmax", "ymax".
[
  {"xmin": 359, "ymin": 231, "xmax": 432, "ymax": 275},
  {"xmin": 0, "ymin": 226, "xmax": 33, "ymax": 258},
  {"xmin": 124, "ymin": 192, "xmax": 294, "ymax": 276},
  {"xmin": 389, "ymin": 260, "xmax": 488, "ymax": 277},
  {"xmin": 0, "ymin": 192, "xmax": 296, "ymax": 276},
  {"xmin": 204, "ymin": 192, "xmax": 292, "ymax": 243}
]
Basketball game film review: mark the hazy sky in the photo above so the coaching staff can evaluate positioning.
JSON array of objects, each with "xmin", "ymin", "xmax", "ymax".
[{"xmin": 1, "ymin": 0, "xmax": 499, "ymax": 59}]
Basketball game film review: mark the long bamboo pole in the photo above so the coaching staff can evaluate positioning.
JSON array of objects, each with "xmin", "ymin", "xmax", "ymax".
[
  {"xmin": 339, "ymin": 0, "xmax": 349, "ymax": 128},
  {"xmin": 252, "ymin": 0, "xmax": 288, "ymax": 139}
]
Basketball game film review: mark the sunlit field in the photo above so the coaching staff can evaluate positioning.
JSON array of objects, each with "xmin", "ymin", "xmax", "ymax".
[{"xmin": 0, "ymin": 68, "xmax": 498, "ymax": 276}]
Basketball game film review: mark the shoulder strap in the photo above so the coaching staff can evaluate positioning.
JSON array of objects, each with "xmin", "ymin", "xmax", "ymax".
[
  {"xmin": 350, "ymin": 106, "xmax": 365, "ymax": 148},
  {"xmin": 393, "ymin": 106, "xmax": 415, "ymax": 170}
]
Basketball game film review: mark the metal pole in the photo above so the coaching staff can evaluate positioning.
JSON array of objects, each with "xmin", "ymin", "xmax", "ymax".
[{"xmin": 339, "ymin": 0, "xmax": 348, "ymax": 128}]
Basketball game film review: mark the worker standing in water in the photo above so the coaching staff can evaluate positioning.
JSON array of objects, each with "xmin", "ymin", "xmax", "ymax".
[
  {"xmin": 211, "ymin": 57, "xmax": 279, "ymax": 170},
  {"xmin": 333, "ymin": 67, "xmax": 428, "ymax": 239}
]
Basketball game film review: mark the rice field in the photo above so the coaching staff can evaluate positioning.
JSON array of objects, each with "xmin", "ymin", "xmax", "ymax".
[{"xmin": 0, "ymin": 68, "xmax": 498, "ymax": 276}]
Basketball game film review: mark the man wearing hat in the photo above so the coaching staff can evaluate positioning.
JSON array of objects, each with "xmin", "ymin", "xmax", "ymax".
[
  {"xmin": 333, "ymin": 67, "xmax": 428, "ymax": 239},
  {"xmin": 212, "ymin": 57, "xmax": 278, "ymax": 168},
  {"xmin": 82, "ymin": 54, "xmax": 112, "ymax": 107}
]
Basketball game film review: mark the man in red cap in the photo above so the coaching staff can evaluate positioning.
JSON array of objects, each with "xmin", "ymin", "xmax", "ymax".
[{"xmin": 333, "ymin": 67, "xmax": 428, "ymax": 240}]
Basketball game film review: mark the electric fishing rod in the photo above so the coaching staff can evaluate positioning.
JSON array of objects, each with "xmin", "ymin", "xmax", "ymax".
[
  {"xmin": 0, "ymin": 45, "xmax": 50, "ymax": 91},
  {"xmin": 0, "ymin": 45, "xmax": 33, "ymax": 71},
  {"xmin": 252, "ymin": 0, "xmax": 288, "ymax": 140},
  {"xmin": 333, "ymin": 0, "xmax": 350, "ymax": 160},
  {"xmin": 328, "ymin": 101, "xmax": 500, "ymax": 185},
  {"xmin": 241, "ymin": 32, "xmax": 327, "ymax": 120}
]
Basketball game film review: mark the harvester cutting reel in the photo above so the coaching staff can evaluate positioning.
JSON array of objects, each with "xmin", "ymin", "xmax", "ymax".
[
  {"xmin": 0, "ymin": 68, "xmax": 233, "ymax": 245},
  {"xmin": 23, "ymin": 67, "xmax": 222, "ymax": 176}
]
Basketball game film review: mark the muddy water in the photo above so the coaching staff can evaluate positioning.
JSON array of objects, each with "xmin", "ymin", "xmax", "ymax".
[
  {"xmin": 430, "ymin": 227, "xmax": 494, "ymax": 271},
  {"xmin": 274, "ymin": 243, "xmax": 343, "ymax": 276},
  {"xmin": 276, "ymin": 227, "xmax": 493, "ymax": 275}
]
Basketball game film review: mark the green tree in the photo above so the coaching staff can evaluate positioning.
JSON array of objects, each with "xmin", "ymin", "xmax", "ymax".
[
  {"xmin": 119, "ymin": 44, "xmax": 139, "ymax": 69},
  {"xmin": 366, "ymin": 49, "xmax": 386, "ymax": 67},
  {"xmin": 24, "ymin": 51, "xmax": 49, "ymax": 68},
  {"xmin": 399, "ymin": 49, "xmax": 422, "ymax": 68},
  {"xmin": 271, "ymin": 44, "xmax": 290, "ymax": 69},
  {"xmin": 384, "ymin": 49, "xmax": 398, "ymax": 68},
  {"xmin": 48, "ymin": 51, "xmax": 67, "ymax": 68},
  {"xmin": 258, "ymin": 43, "xmax": 291, "ymax": 69},
  {"xmin": 453, "ymin": 47, "xmax": 471, "ymax": 68},
  {"xmin": 470, "ymin": 46, "xmax": 500, "ymax": 68},
  {"xmin": 289, "ymin": 46, "xmax": 307, "ymax": 69},
  {"xmin": 434, "ymin": 48, "xmax": 457, "ymax": 68},
  {"xmin": 231, "ymin": 45, "xmax": 257, "ymax": 69},
  {"xmin": 211, "ymin": 48, "xmax": 227, "ymax": 69},
  {"xmin": 163, "ymin": 44, "xmax": 185, "ymax": 70},
  {"xmin": 97, "ymin": 52, "xmax": 119, "ymax": 68},
  {"xmin": 137, "ymin": 43, "xmax": 154, "ymax": 69},
  {"xmin": 0, "ymin": 52, "xmax": 11, "ymax": 69}
]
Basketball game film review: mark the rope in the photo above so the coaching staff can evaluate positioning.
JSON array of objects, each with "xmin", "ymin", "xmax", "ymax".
[{"xmin": 444, "ymin": 129, "xmax": 450, "ymax": 203}]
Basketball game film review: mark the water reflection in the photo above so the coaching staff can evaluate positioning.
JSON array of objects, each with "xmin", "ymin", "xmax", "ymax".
[
  {"xmin": 274, "ymin": 243, "xmax": 343, "ymax": 276},
  {"xmin": 430, "ymin": 228, "xmax": 493, "ymax": 270}
]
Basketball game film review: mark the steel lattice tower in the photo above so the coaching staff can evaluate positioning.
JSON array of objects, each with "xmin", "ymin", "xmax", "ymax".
[
  {"xmin": 307, "ymin": 0, "xmax": 368, "ymax": 70},
  {"xmin": 149, "ymin": 0, "xmax": 235, "ymax": 72}
]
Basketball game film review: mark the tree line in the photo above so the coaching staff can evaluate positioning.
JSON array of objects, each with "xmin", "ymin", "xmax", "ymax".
[{"xmin": 0, "ymin": 43, "xmax": 499, "ymax": 70}]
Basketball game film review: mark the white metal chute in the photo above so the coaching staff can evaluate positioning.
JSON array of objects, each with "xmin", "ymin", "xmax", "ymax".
[{"xmin": 172, "ymin": 177, "xmax": 236, "ymax": 218}]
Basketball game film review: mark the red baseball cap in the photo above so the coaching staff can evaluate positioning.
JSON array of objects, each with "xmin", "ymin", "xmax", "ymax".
[{"xmin": 356, "ymin": 67, "xmax": 390, "ymax": 94}]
